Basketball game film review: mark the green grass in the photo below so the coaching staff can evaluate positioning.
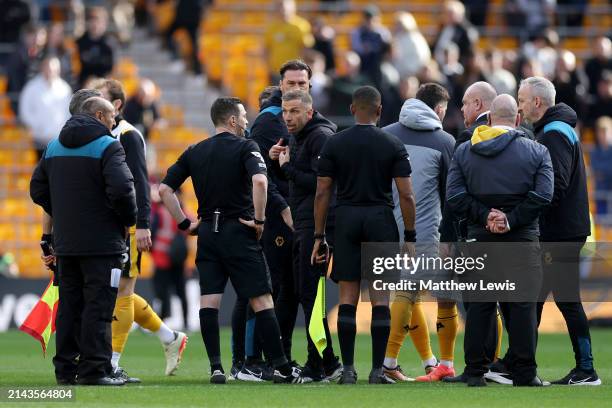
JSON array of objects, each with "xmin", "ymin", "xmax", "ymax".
[{"xmin": 0, "ymin": 328, "xmax": 611, "ymax": 407}]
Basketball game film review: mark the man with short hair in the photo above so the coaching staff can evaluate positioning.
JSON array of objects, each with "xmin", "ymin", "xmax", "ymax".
[
  {"xmin": 518, "ymin": 76, "xmax": 600, "ymax": 386},
  {"xmin": 382, "ymin": 83, "xmax": 458, "ymax": 382},
  {"xmin": 278, "ymin": 89, "xmax": 342, "ymax": 381},
  {"xmin": 240, "ymin": 59, "xmax": 312, "ymax": 378},
  {"xmin": 447, "ymin": 93, "xmax": 553, "ymax": 387},
  {"xmin": 92, "ymin": 78, "xmax": 187, "ymax": 381},
  {"xmin": 31, "ymin": 96, "xmax": 137, "ymax": 386},
  {"xmin": 313, "ymin": 85, "xmax": 416, "ymax": 384},
  {"xmin": 159, "ymin": 97, "xmax": 308, "ymax": 384}
]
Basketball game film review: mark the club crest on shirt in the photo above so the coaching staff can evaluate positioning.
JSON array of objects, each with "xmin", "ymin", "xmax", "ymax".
[{"xmin": 275, "ymin": 236, "xmax": 285, "ymax": 247}]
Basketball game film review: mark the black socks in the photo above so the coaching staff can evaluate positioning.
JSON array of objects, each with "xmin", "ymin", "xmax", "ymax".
[
  {"xmin": 200, "ymin": 308, "xmax": 222, "ymax": 371},
  {"xmin": 371, "ymin": 306, "xmax": 391, "ymax": 370},
  {"xmin": 337, "ymin": 304, "xmax": 357, "ymax": 369}
]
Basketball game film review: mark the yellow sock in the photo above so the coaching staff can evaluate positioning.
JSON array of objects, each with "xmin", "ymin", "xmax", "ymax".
[
  {"xmin": 112, "ymin": 294, "xmax": 134, "ymax": 353},
  {"xmin": 385, "ymin": 296, "xmax": 413, "ymax": 359},
  {"xmin": 133, "ymin": 293, "xmax": 162, "ymax": 332},
  {"xmin": 408, "ymin": 302, "xmax": 434, "ymax": 361},
  {"xmin": 495, "ymin": 309, "xmax": 503, "ymax": 360},
  {"xmin": 437, "ymin": 304, "xmax": 458, "ymax": 363}
]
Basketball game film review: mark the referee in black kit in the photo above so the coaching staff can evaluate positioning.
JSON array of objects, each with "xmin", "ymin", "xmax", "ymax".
[
  {"xmin": 158, "ymin": 97, "xmax": 308, "ymax": 384},
  {"xmin": 312, "ymin": 86, "xmax": 417, "ymax": 384}
]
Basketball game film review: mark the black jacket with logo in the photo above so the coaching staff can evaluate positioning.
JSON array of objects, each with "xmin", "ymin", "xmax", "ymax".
[
  {"xmin": 281, "ymin": 111, "xmax": 337, "ymax": 230},
  {"xmin": 534, "ymin": 103, "xmax": 590, "ymax": 241},
  {"xmin": 30, "ymin": 114, "xmax": 137, "ymax": 256}
]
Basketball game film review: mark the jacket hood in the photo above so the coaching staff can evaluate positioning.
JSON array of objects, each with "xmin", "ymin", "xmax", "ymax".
[
  {"xmin": 399, "ymin": 99, "xmax": 442, "ymax": 131},
  {"xmin": 297, "ymin": 111, "xmax": 337, "ymax": 140},
  {"xmin": 470, "ymin": 125, "xmax": 520, "ymax": 157},
  {"xmin": 261, "ymin": 88, "xmax": 283, "ymax": 110},
  {"xmin": 534, "ymin": 103, "xmax": 577, "ymax": 133},
  {"xmin": 59, "ymin": 114, "xmax": 111, "ymax": 148}
]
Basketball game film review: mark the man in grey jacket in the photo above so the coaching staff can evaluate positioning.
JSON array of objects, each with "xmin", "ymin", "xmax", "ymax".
[{"xmin": 382, "ymin": 83, "xmax": 458, "ymax": 382}]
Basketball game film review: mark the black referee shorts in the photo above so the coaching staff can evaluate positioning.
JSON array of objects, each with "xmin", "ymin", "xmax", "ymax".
[
  {"xmin": 195, "ymin": 219, "xmax": 272, "ymax": 299},
  {"xmin": 331, "ymin": 205, "xmax": 399, "ymax": 282}
]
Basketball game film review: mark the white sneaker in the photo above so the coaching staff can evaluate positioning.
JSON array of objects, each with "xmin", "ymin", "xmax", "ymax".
[
  {"xmin": 484, "ymin": 369, "xmax": 513, "ymax": 385},
  {"xmin": 164, "ymin": 331, "xmax": 188, "ymax": 375}
]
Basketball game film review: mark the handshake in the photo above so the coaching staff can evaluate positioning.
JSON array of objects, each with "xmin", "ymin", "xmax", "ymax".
[{"xmin": 486, "ymin": 208, "xmax": 510, "ymax": 234}]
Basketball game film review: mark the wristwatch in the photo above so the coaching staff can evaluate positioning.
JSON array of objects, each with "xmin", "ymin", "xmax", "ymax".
[{"xmin": 254, "ymin": 219, "xmax": 265, "ymax": 225}]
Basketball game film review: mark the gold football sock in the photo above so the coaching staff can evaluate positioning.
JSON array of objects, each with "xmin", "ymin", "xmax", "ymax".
[
  {"xmin": 133, "ymin": 293, "xmax": 162, "ymax": 332},
  {"xmin": 408, "ymin": 302, "xmax": 434, "ymax": 362},
  {"xmin": 437, "ymin": 304, "xmax": 458, "ymax": 364},
  {"xmin": 385, "ymin": 295, "xmax": 414, "ymax": 361},
  {"xmin": 112, "ymin": 294, "xmax": 134, "ymax": 353}
]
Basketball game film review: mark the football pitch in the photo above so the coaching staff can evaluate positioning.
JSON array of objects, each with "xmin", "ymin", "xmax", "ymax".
[{"xmin": 1, "ymin": 328, "xmax": 611, "ymax": 408}]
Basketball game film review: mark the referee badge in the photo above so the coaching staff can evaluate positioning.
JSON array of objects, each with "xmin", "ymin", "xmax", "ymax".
[{"xmin": 275, "ymin": 236, "xmax": 285, "ymax": 247}]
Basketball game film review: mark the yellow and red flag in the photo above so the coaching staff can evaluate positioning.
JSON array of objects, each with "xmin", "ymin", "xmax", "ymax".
[{"xmin": 19, "ymin": 279, "xmax": 59, "ymax": 355}]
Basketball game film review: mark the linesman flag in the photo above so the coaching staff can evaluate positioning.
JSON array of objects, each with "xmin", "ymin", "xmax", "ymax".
[
  {"xmin": 309, "ymin": 248, "xmax": 332, "ymax": 357},
  {"xmin": 20, "ymin": 241, "xmax": 58, "ymax": 355},
  {"xmin": 19, "ymin": 278, "xmax": 59, "ymax": 355}
]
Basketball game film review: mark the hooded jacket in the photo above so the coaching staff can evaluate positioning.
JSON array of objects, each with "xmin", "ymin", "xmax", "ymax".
[
  {"xmin": 248, "ymin": 89, "xmax": 291, "ymax": 219},
  {"xmin": 281, "ymin": 111, "xmax": 337, "ymax": 230},
  {"xmin": 30, "ymin": 114, "xmax": 137, "ymax": 256},
  {"xmin": 447, "ymin": 125, "xmax": 553, "ymax": 239},
  {"xmin": 533, "ymin": 103, "xmax": 590, "ymax": 241},
  {"xmin": 383, "ymin": 98, "xmax": 455, "ymax": 243}
]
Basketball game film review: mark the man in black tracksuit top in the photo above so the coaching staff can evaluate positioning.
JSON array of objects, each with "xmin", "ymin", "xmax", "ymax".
[
  {"xmin": 278, "ymin": 89, "xmax": 341, "ymax": 381},
  {"xmin": 518, "ymin": 76, "xmax": 600, "ymax": 386},
  {"xmin": 447, "ymin": 94, "xmax": 553, "ymax": 387},
  {"xmin": 30, "ymin": 97, "xmax": 137, "ymax": 386},
  {"xmin": 247, "ymin": 60, "xmax": 313, "ymax": 367}
]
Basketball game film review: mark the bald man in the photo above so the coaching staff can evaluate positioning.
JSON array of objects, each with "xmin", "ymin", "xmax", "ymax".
[
  {"xmin": 456, "ymin": 81, "xmax": 498, "ymax": 147},
  {"xmin": 446, "ymin": 94, "xmax": 554, "ymax": 386},
  {"xmin": 31, "ymin": 94, "xmax": 136, "ymax": 386}
]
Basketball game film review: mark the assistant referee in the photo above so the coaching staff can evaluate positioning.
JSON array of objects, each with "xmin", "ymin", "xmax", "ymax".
[
  {"xmin": 158, "ymin": 97, "xmax": 308, "ymax": 384},
  {"xmin": 312, "ymin": 86, "xmax": 417, "ymax": 384}
]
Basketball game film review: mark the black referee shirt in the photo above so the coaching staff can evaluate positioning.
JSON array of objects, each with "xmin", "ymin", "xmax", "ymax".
[
  {"xmin": 162, "ymin": 132, "xmax": 267, "ymax": 221},
  {"xmin": 318, "ymin": 124, "xmax": 412, "ymax": 207}
]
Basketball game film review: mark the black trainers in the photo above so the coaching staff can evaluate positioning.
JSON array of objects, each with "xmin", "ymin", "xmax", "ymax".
[
  {"xmin": 210, "ymin": 369, "xmax": 226, "ymax": 384},
  {"xmin": 552, "ymin": 368, "xmax": 601, "ymax": 386},
  {"xmin": 228, "ymin": 361, "xmax": 243, "ymax": 381},
  {"xmin": 110, "ymin": 367, "xmax": 141, "ymax": 384},
  {"xmin": 236, "ymin": 363, "xmax": 265, "ymax": 382},
  {"xmin": 514, "ymin": 376, "xmax": 551, "ymax": 387},
  {"xmin": 442, "ymin": 373, "xmax": 467, "ymax": 383},
  {"xmin": 56, "ymin": 377, "xmax": 76, "ymax": 385},
  {"xmin": 368, "ymin": 368, "xmax": 395, "ymax": 384},
  {"xmin": 273, "ymin": 366, "xmax": 312, "ymax": 384},
  {"xmin": 466, "ymin": 376, "xmax": 487, "ymax": 387},
  {"xmin": 77, "ymin": 376, "xmax": 125, "ymax": 386},
  {"xmin": 301, "ymin": 364, "xmax": 326, "ymax": 382},
  {"xmin": 338, "ymin": 368, "xmax": 358, "ymax": 385},
  {"xmin": 324, "ymin": 357, "xmax": 343, "ymax": 382}
]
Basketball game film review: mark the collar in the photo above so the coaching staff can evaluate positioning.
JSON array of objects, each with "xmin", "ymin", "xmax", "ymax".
[
  {"xmin": 493, "ymin": 125, "xmax": 515, "ymax": 131},
  {"xmin": 476, "ymin": 111, "xmax": 489, "ymax": 121}
]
